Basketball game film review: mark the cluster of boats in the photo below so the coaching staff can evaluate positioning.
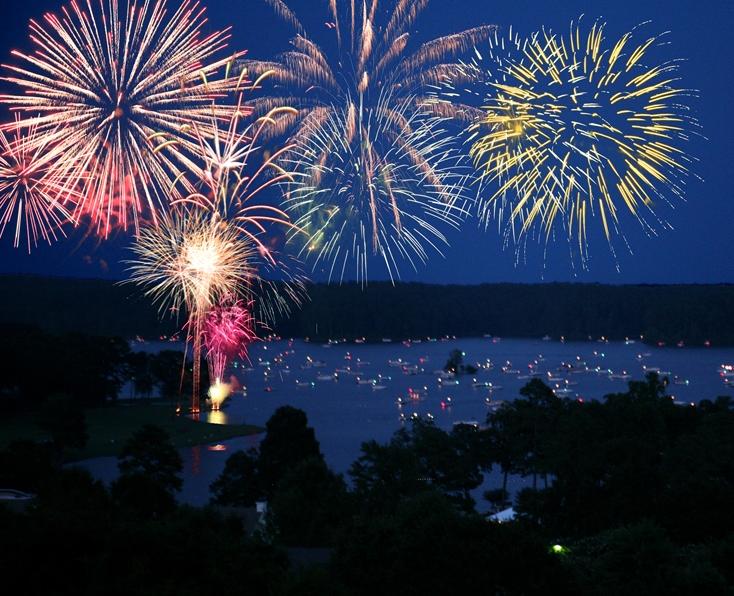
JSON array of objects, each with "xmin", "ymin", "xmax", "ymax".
[
  {"xmin": 719, "ymin": 364, "xmax": 734, "ymax": 388},
  {"xmin": 220, "ymin": 336, "xmax": 733, "ymax": 425}
]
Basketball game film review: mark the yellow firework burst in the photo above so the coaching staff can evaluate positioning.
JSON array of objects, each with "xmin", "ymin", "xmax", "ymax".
[{"xmin": 464, "ymin": 20, "xmax": 697, "ymax": 263}]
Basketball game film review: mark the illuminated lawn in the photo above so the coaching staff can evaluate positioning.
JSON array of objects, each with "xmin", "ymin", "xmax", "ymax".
[{"xmin": 0, "ymin": 401, "xmax": 263, "ymax": 461}]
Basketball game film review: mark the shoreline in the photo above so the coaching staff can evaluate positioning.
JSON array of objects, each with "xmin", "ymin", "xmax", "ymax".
[{"xmin": 0, "ymin": 400, "xmax": 264, "ymax": 461}]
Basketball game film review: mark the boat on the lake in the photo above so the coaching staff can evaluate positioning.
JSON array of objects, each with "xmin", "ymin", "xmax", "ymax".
[
  {"xmin": 453, "ymin": 420, "xmax": 480, "ymax": 428},
  {"xmin": 609, "ymin": 371, "xmax": 632, "ymax": 380},
  {"xmin": 485, "ymin": 398, "xmax": 503, "ymax": 410}
]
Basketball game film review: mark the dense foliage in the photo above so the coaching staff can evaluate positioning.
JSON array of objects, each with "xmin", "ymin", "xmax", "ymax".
[
  {"xmin": 1, "ymin": 375, "xmax": 733, "ymax": 594},
  {"xmin": 0, "ymin": 324, "xmax": 206, "ymax": 411},
  {"xmin": 2, "ymin": 275, "xmax": 734, "ymax": 345}
]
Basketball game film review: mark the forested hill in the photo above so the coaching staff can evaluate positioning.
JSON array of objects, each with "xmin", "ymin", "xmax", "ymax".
[
  {"xmin": 1, "ymin": 275, "xmax": 733, "ymax": 346},
  {"xmin": 0, "ymin": 275, "xmax": 180, "ymax": 338}
]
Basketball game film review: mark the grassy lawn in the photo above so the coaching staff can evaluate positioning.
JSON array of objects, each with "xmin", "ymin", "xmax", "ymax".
[{"xmin": 0, "ymin": 400, "xmax": 263, "ymax": 461}]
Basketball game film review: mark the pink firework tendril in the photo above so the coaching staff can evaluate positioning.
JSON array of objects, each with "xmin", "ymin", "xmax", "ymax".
[
  {"xmin": 202, "ymin": 299, "xmax": 258, "ymax": 382},
  {"xmin": 0, "ymin": 0, "xmax": 245, "ymax": 239}
]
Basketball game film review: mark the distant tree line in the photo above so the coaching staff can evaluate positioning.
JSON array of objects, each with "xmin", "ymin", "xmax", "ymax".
[
  {"xmin": 3, "ymin": 374, "xmax": 731, "ymax": 594},
  {"xmin": 0, "ymin": 323, "xmax": 205, "ymax": 413},
  {"xmin": 2, "ymin": 275, "xmax": 734, "ymax": 345},
  {"xmin": 0, "ymin": 274, "xmax": 181, "ymax": 338},
  {"xmin": 275, "ymin": 282, "xmax": 734, "ymax": 346}
]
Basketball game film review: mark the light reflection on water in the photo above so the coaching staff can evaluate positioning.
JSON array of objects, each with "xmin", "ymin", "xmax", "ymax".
[
  {"xmin": 82, "ymin": 337, "xmax": 733, "ymax": 509},
  {"xmin": 206, "ymin": 410, "xmax": 228, "ymax": 425}
]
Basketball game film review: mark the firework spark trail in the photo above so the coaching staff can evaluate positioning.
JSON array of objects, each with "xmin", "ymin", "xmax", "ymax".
[
  {"xmin": 436, "ymin": 20, "xmax": 698, "ymax": 266},
  {"xmin": 126, "ymin": 88, "xmax": 308, "ymax": 409},
  {"xmin": 0, "ymin": 115, "xmax": 76, "ymax": 252},
  {"xmin": 126, "ymin": 207, "xmax": 255, "ymax": 411},
  {"xmin": 173, "ymin": 92, "xmax": 309, "ymax": 324},
  {"xmin": 283, "ymin": 90, "xmax": 471, "ymax": 283},
  {"xmin": 202, "ymin": 299, "xmax": 257, "ymax": 384},
  {"xmin": 241, "ymin": 0, "xmax": 494, "ymax": 281},
  {"xmin": 1, "ymin": 0, "xmax": 244, "ymax": 238}
]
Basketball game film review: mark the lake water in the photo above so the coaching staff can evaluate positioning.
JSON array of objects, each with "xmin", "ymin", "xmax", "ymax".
[{"xmin": 81, "ymin": 336, "xmax": 734, "ymax": 507}]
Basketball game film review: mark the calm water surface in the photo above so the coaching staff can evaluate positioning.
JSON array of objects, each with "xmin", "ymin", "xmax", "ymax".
[{"xmin": 81, "ymin": 337, "xmax": 734, "ymax": 506}]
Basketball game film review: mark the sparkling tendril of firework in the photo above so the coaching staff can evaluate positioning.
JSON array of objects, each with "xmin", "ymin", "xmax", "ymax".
[
  {"xmin": 0, "ymin": 115, "xmax": 77, "ymax": 252},
  {"xmin": 126, "ymin": 207, "xmax": 255, "ymax": 412},
  {"xmin": 282, "ymin": 90, "xmax": 471, "ymax": 283},
  {"xmin": 172, "ymin": 93, "xmax": 309, "ymax": 323},
  {"xmin": 126, "ymin": 208, "xmax": 255, "ymax": 318},
  {"xmin": 240, "ymin": 0, "xmax": 495, "ymax": 281},
  {"xmin": 207, "ymin": 380, "xmax": 231, "ymax": 411},
  {"xmin": 424, "ymin": 25, "xmax": 530, "ymax": 229},
  {"xmin": 445, "ymin": 20, "xmax": 698, "ymax": 266},
  {"xmin": 202, "ymin": 299, "xmax": 258, "ymax": 384},
  {"xmin": 0, "ymin": 0, "xmax": 245, "ymax": 238}
]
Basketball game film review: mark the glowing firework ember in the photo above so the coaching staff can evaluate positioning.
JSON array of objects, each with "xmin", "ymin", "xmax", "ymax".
[
  {"xmin": 449, "ymin": 20, "xmax": 697, "ymax": 264},
  {"xmin": 207, "ymin": 379, "xmax": 232, "ymax": 411},
  {"xmin": 174, "ymin": 92, "xmax": 309, "ymax": 323},
  {"xmin": 1, "ymin": 0, "xmax": 243, "ymax": 237},
  {"xmin": 283, "ymin": 91, "xmax": 469, "ymax": 282},
  {"xmin": 127, "ymin": 91, "xmax": 307, "ymax": 411},
  {"xmin": 126, "ymin": 207, "xmax": 255, "ymax": 411},
  {"xmin": 127, "ymin": 209, "xmax": 254, "ymax": 315},
  {"xmin": 0, "ymin": 116, "xmax": 75, "ymax": 251},
  {"xmin": 203, "ymin": 300, "xmax": 257, "ymax": 384},
  {"xmin": 242, "ymin": 0, "xmax": 494, "ymax": 281}
]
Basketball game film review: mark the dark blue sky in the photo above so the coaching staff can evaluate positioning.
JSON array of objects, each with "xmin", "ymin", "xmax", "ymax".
[{"xmin": 1, "ymin": 0, "xmax": 732, "ymax": 284}]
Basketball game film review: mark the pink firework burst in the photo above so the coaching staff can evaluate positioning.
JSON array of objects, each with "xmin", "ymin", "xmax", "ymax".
[
  {"xmin": 1, "ymin": 0, "xmax": 244, "ymax": 237},
  {"xmin": 202, "ymin": 299, "xmax": 258, "ymax": 382},
  {"xmin": 0, "ymin": 116, "xmax": 75, "ymax": 252}
]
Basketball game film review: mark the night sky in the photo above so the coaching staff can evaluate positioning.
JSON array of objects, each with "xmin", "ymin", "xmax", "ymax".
[{"xmin": 0, "ymin": 0, "xmax": 732, "ymax": 284}]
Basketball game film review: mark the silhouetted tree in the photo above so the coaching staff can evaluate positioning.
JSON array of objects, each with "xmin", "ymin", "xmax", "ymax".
[
  {"xmin": 210, "ymin": 448, "xmax": 261, "ymax": 507},
  {"xmin": 269, "ymin": 456, "xmax": 352, "ymax": 547},
  {"xmin": 150, "ymin": 350, "xmax": 186, "ymax": 400},
  {"xmin": 0, "ymin": 440, "xmax": 56, "ymax": 493},
  {"xmin": 116, "ymin": 424, "xmax": 183, "ymax": 494},
  {"xmin": 258, "ymin": 406, "xmax": 323, "ymax": 495},
  {"xmin": 569, "ymin": 521, "xmax": 730, "ymax": 596},
  {"xmin": 332, "ymin": 491, "xmax": 572, "ymax": 595},
  {"xmin": 127, "ymin": 351, "xmax": 154, "ymax": 398},
  {"xmin": 36, "ymin": 393, "xmax": 88, "ymax": 456},
  {"xmin": 444, "ymin": 349, "xmax": 463, "ymax": 373},
  {"xmin": 350, "ymin": 419, "xmax": 483, "ymax": 512}
]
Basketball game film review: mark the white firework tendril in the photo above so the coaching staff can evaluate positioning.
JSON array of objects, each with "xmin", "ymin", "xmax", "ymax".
[{"xmin": 282, "ymin": 91, "xmax": 474, "ymax": 283}]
